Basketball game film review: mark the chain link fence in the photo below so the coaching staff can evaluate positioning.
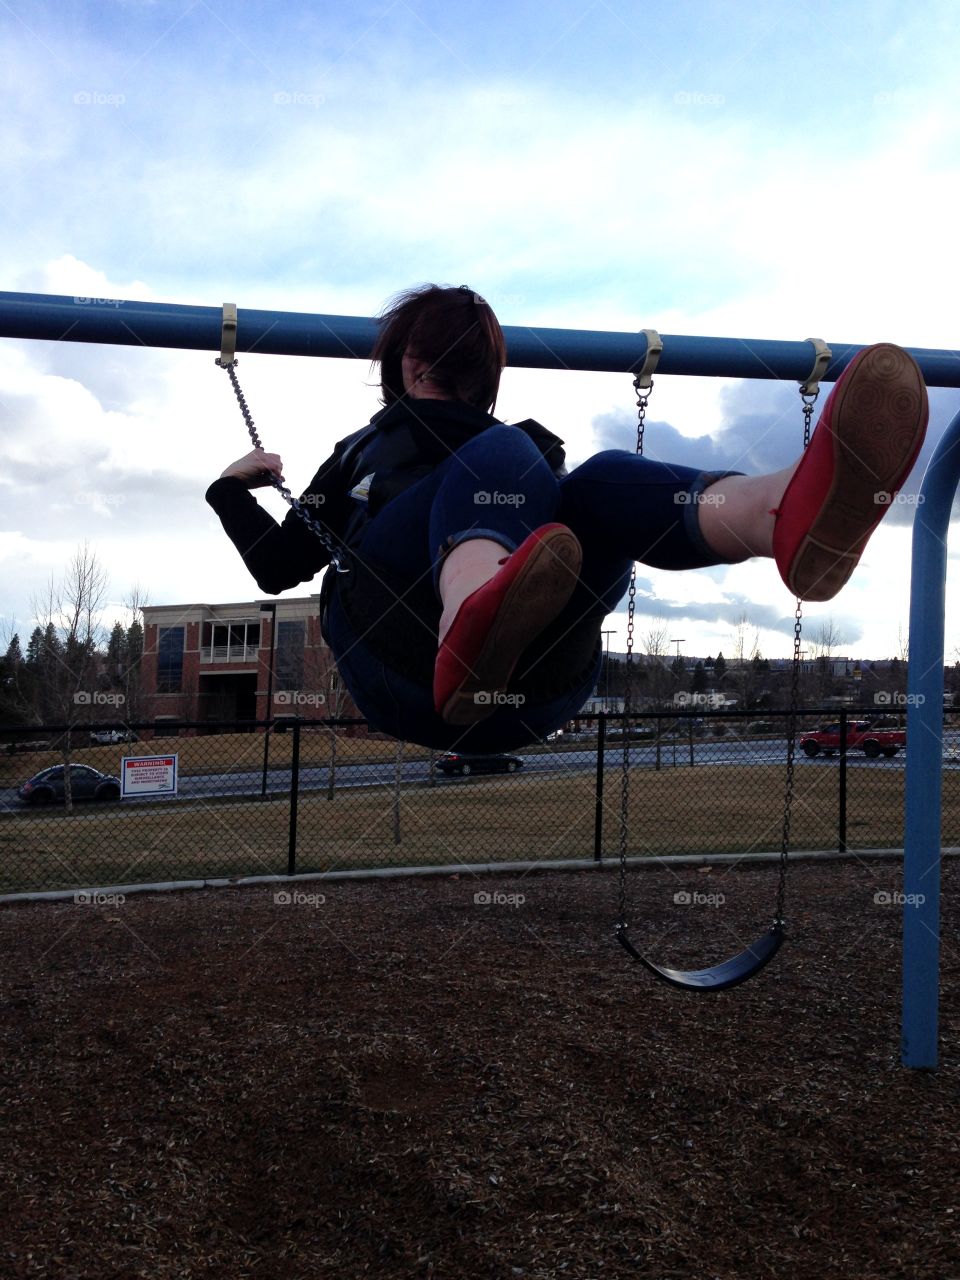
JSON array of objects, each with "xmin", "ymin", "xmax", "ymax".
[{"xmin": 1, "ymin": 708, "xmax": 956, "ymax": 895}]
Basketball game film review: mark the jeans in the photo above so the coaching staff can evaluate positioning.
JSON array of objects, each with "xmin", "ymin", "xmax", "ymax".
[{"xmin": 326, "ymin": 425, "xmax": 735, "ymax": 752}]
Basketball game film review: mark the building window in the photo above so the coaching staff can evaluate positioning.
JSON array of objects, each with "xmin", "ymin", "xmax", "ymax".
[
  {"xmin": 157, "ymin": 627, "xmax": 185, "ymax": 693},
  {"xmin": 200, "ymin": 620, "xmax": 261, "ymax": 663},
  {"xmin": 275, "ymin": 620, "xmax": 305, "ymax": 690}
]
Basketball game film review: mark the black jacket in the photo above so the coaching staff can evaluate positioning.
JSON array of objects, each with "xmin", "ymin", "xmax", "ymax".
[{"xmin": 206, "ymin": 398, "xmax": 567, "ymax": 597}]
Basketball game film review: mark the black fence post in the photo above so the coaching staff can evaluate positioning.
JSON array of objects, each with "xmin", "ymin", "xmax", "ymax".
[
  {"xmin": 287, "ymin": 717, "xmax": 301, "ymax": 877},
  {"xmin": 838, "ymin": 708, "xmax": 848, "ymax": 853},
  {"xmin": 593, "ymin": 713, "xmax": 606, "ymax": 861}
]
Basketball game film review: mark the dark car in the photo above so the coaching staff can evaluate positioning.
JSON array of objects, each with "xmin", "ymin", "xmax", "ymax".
[
  {"xmin": 18, "ymin": 764, "xmax": 122, "ymax": 805},
  {"xmin": 435, "ymin": 752, "xmax": 524, "ymax": 777}
]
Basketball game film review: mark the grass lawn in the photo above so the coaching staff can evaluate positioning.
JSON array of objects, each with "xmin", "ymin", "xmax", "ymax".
[{"xmin": 0, "ymin": 761, "xmax": 920, "ymax": 894}]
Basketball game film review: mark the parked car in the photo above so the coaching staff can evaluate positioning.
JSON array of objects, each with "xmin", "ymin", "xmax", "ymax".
[
  {"xmin": 18, "ymin": 764, "xmax": 122, "ymax": 805},
  {"xmin": 799, "ymin": 721, "xmax": 906, "ymax": 759},
  {"xmin": 89, "ymin": 728, "xmax": 137, "ymax": 745},
  {"xmin": 435, "ymin": 752, "xmax": 524, "ymax": 776}
]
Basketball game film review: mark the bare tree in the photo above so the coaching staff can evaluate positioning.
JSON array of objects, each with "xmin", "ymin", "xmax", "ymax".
[
  {"xmin": 323, "ymin": 667, "xmax": 350, "ymax": 801},
  {"xmin": 302, "ymin": 638, "xmax": 350, "ymax": 800},
  {"xmin": 116, "ymin": 584, "xmax": 149, "ymax": 722},
  {"xmin": 809, "ymin": 617, "xmax": 848, "ymax": 704},
  {"xmin": 810, "ymin": 617, "xmax": 847, "ymax": 660},
  {"xmin": 730, "ymin": 612, "xmax": 761, "ymax": 707},
  {"xmin": 29, "ymin": 544, "xmax": 111, "ymax": 810},
  {"xmin": 897, "ymin": 625, "xmax": 910, "ymax": 665},
  {"xmin": 640, "ymin": 616, "xmax": 672, "ymax": 708}
]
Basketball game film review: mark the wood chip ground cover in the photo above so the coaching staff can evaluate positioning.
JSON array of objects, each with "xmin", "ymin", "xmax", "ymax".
[{"xmin": 1, "ymin": 861, "xmax": 958, "ymax": 1279}]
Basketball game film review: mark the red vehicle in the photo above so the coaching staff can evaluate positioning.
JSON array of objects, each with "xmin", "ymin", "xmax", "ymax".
[{"xmin": 799, "ymin": 721, "xmax": 906, "ymax": 759}]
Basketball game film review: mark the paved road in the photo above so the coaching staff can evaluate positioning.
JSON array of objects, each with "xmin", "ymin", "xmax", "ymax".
[{"xmin": 3, "ymin": 733, "xmax": 947, "ymax": 813}]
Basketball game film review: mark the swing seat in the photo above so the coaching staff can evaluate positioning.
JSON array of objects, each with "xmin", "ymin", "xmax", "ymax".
[{"xmin": 616, "ymin": 921, "xmax": 784, "ymax": 992}]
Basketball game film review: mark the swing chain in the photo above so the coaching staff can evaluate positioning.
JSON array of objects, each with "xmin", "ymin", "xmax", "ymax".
[
  {"xmin": 617, "ymin": 374, "xmax": 651, "ymax": 931},
  {"xmin": 774, "ymin": 392, "xmax": 817, "ymax": 924},
  {"xmin": 216, "ymin": 356, "xmax": 348, "ymax": 573}
]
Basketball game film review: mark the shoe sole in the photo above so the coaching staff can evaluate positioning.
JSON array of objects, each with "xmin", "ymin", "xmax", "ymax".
[
  {"xmin": 440, "ymin": 528, "xmax": 583, "ymax": 725},
  {"xmin": 786, "ymin": 344, "xmax": 927, "ymax": 601}
]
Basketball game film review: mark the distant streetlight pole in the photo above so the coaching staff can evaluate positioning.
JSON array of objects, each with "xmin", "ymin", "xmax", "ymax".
[
  {"xmin": 799, "ymin": 648, "xmax": 808, "ymax": 714},
  {"xmin": 671, "ymin": 638, "xmax": 686, "ymax": 683},
  {"xmin": 260, "ymin": 602, "xmax": 278, "ymax": 798},
  {"xmin": 670, "ymin": 638, "xmax": 685, "ymax": 765},
  {"xmin": 601, "ymin": 630, "xmax": 614, "ymax": 712}
]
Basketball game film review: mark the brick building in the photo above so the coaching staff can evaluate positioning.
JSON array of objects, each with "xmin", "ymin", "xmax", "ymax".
[{"xmin": 140, "ymin": 595, "xmax": 358, "ymax": 731}]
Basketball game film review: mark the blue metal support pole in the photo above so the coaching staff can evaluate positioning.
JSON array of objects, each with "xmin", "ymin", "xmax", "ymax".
[
  {"xmin": 2, "ymin": 289, "xmax": 960, "ymax": 384},
  {"xmin": 901, "ymin": 407, "xmax": 960, "ymax": 1068}
]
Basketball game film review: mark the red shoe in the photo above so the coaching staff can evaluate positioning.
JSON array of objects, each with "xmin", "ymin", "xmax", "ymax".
[
  {"xmin": 434, "ymin": 524, "xmax": 582, "ymax": 725},
  {"xmin": 772, "ymin": 343, "xmax": 928, "ymax": 601}
]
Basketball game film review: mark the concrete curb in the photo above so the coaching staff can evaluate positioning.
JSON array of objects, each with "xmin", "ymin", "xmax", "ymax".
[{"xmin": 2, "ymin": 846, "xmax": 957, "ymax": 906}]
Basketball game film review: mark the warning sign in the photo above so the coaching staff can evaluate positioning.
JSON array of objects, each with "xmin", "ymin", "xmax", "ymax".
[{"xmin": 121, "ymin": 754, "xmax": 178, "ymax": 797}]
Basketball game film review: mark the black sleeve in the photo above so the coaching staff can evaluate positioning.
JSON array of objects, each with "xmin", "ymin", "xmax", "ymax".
[{"xmin": 205, "ymin": 445, "xmax": 353, "ymax": 595}]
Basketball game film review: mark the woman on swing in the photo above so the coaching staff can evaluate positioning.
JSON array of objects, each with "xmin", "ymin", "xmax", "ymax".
[{"xmin": 207, "ymin": 284, "xmax": 928, "ymax": 752}]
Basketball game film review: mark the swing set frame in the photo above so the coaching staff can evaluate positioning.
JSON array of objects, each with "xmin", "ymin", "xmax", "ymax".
[{"xmin": 0, "ymin": 288, "xmax": 955, "ymax": 1068}]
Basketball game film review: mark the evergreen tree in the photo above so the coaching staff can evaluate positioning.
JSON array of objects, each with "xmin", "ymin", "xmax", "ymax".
[
  {"xmin": 713, "ymin": 652, "xmax": 727, "ymax": 684},
  {"xmin": 4, "ymin": 634, "xmax": 23, "ymax": 668},
  {"xmin": 107, "ymin": 621, "xmax": 126, "ymax": 681},
  {"xmin": 25, "ymin": 626, "xmax": 45, "ymax": 667},
  {"xmin": 0, "ymin": 635, "xmax": 24, "ymax": 722},
  {"xmin": 42, "ymin": 623, "xmax": 63, "ymax": 664},
  {"xmin": 124, "ymin": 619, "xmax": 144, "ymax": 719},
  {"xmin": 126, "ymin": 619, "xmax": 143, "ymax": 668}
]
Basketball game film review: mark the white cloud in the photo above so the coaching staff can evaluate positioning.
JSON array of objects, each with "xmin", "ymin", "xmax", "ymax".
[{"xmin": 2, "ymin": 6, "xmax": 959, "ymax": 669}]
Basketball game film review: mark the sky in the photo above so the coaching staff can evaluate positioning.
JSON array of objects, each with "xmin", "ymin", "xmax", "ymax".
[{"xmin": 2, "ymin": 0, "xmax": 960, "ymax": 666}]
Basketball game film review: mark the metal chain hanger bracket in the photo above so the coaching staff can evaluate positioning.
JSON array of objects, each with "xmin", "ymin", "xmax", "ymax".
[{"xmin": 216, "ymin": 303, "xmax": 348, "ymax": 572}]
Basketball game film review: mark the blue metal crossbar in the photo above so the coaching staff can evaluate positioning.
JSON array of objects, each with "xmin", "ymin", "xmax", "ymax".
[
  {"xmin": 0, "ymin": 286, "xmax": 955, "ymax": 1067},
  {"xmin": 2, "ymin": 289, "xmax": 960, "ymax": 384}
]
